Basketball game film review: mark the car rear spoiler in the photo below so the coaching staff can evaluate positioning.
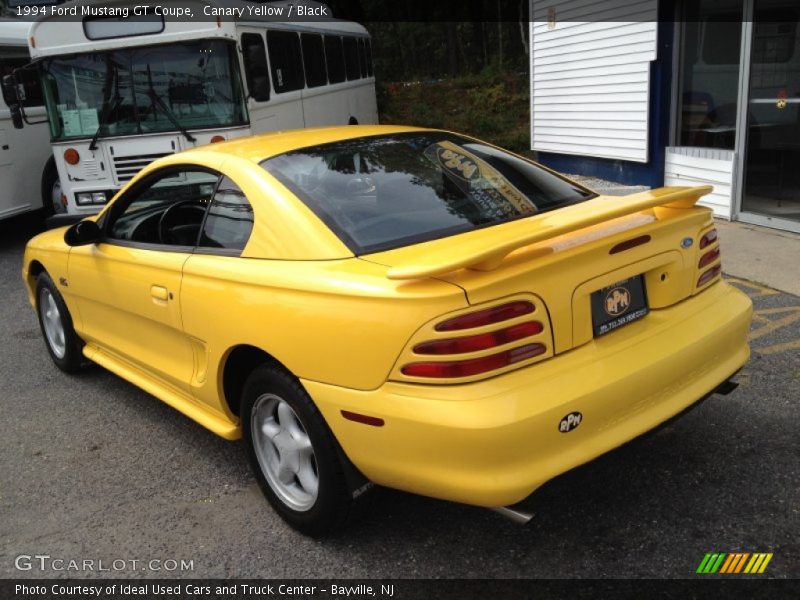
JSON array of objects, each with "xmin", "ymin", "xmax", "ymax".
[{"xmin": 385, "ymin": 185, "xmax": 712, "ymax": 280}]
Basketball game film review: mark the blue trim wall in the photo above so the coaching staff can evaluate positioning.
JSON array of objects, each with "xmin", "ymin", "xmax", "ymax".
[{"xmin": 534, "ymin": 4, "xmax": 676, "ymax": 187}]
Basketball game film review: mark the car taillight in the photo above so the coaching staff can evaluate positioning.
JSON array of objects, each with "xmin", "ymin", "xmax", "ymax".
[
  {"xmin": 696, "ymin": 227, "xmax": 722, "ymax": 288},
  {"xmin": 699, "ymin": 228, "xmax": 718, "ymax": 249},
  {"xmin": 402, "ymin": 343, "xmax": 547, "ymax": 378},
  {"xmin": 698, "ymin": 264, "xmax": 722, "ymax": 287},
  {"xmin": 414, "ymin": 321, "xmax": 543, "ymax": 355},
  {"xmin": 698, "ymin": 246, "xmax": 720, "ymax": 268},
  {"xmin": 398, "ymin": 299, "xmax": 552, "ymax": 381},
  {"xmin": 435, "ymin": 300, "xmax": 534, "ymax": 331}
]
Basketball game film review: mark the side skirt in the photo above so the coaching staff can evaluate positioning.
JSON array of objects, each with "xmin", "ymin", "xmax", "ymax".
[{"xmin": 83, "ymin": 343, "xmax": 241, "ymax": 440}]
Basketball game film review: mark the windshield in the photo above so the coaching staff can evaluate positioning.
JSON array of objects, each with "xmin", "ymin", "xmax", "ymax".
[
  {"xmin": 261, "ymin": 133, "xmax": 597, "ymax": 254},
  {"xmin": 40, "ymin": 40, "xmax": 247, "ymax": 141}
]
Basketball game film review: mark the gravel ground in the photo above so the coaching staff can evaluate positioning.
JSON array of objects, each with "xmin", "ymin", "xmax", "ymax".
[{"xmin": 1, "ymin": 212, "xmax": 798, "ymax": 579}]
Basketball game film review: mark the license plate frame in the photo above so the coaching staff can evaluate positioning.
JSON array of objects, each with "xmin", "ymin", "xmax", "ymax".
[{"xmin": 591, "ymin": 275, "xmax": 649, "ymax": 337}]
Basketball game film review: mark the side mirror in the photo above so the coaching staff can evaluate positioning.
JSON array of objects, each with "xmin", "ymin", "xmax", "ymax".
[
  {"xmin": 1, "ymin": 75, "xmax": 23, "ymax": 129},
  {"xmin": 8, "ymin": 103, "xmax": 23, "ymax": 129},
  {"xmin": 64, "ymin": 220, "xmax": 102, "ymax": 246}
]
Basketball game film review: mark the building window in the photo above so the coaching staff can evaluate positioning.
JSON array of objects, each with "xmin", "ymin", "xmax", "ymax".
[{"xmin": 678, "ymin": 0, "xmax": 745, "ymax": 149}]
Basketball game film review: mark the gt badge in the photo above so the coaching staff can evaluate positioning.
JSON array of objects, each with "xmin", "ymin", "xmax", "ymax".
[
  {"xmin": 559, "ymin": 412, "xmax": 582, "ymax": 433},
  {"xmin": 604, "ymin": 286, "xmax": 630, "ymax": 317}
]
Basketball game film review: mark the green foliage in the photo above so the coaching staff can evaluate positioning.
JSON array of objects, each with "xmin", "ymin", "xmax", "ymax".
[{"xmin": 378, "ymin": 72, "xmax": 531, "ymax": 155}]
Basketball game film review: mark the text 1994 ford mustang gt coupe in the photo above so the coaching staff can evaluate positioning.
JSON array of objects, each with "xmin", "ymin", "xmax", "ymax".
[{"xmin": 23, "ymin": 126, "xmax": 752, "ymax": 535}]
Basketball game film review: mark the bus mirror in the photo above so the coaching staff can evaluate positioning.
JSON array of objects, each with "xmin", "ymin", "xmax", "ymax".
[
  {"xmin": 64, "ymin": 220, "xmax": 102, "ymax": 246},
  {"xmin": 1, "ymin": 76, "xmax": 23, "ymax": 129},
  {"xmin": 8, "ymin": 103, "xmax": 23, "ymax": 129}
]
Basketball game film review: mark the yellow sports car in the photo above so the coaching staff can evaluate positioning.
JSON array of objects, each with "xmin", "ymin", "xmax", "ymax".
[{"xmin": 22, "ymin": 126, "xmax": 752, "ymax": 535}]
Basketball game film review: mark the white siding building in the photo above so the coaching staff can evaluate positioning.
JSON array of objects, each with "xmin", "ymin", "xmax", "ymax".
[{"xmin": 529, "ymin": 0, "xmax": 800, "ymax": 233}]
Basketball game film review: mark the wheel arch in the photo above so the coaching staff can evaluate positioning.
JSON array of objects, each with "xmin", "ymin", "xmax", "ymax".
[
  {"xmin": 220, "ymin": 344, "xmax": 288, "ymax": 418},
  {"xmin": 26, "ymin": 260, "xmax": 47, "ymax": 302}
]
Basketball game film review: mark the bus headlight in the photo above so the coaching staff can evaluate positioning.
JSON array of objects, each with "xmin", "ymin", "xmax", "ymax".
[{"xmin": 76, "ymin": 192, "xmax": 107, "ymax": 205}]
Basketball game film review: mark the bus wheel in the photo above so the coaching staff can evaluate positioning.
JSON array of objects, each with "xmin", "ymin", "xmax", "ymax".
[
  {"xmin": 41, "ymin": 157, "xmax": 64, "ymax": 216},
  {"xmin": 348, "ymin": 116, "xmax": 358, "ymax": 125}
]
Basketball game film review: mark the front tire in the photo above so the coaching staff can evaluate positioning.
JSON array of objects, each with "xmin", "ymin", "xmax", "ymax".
[
  {"xmin": 241, "ymin": 364, "xmax": 352, "ymax": 536},
  {"xmin": 35, "ymin": 272, "xmax": 83, "ymax": 373},
  {"xmin": 41, "ymin": 157, "xmax": 63, "ymax": 216}
]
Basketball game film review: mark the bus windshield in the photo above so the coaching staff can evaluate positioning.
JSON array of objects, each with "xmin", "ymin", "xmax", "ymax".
[{"xmin": 40, "ymin": 40, "xmax": 247, "ymax": 141}]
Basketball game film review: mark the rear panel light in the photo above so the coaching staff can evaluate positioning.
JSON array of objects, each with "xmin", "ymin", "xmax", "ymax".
[
  {"xmin": 402, "ymin": 344, "xmax": 546, "ymax": 379},
  {"xmin": 696, "ymin": 227, "xmax": 722, "ymax": 289},
  {"xmin": 414, "ymin": 321, "xmax": 543, "ymax": 355},
  {"xmin": 435, "ymin": 301, "xmax": 534, "ymax": 331},
  {"xmin": 699, "ymin": 228, "xmax": 718, "ymax": 249},
  {"xmin": 697, "ymin": 264, "xmax": 722, "ymax": 287},
  {"xmin": 698, "ymin": 246, "xmax": 721, "ymax": 269},
  {"xmin": 396, "ymin": 297, "xmax": 552, "ymax": 382}
]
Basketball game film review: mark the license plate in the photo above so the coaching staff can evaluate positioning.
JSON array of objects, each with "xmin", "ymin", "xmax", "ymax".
[{"xmin": 591, "ymin": 275, "xmax": 649, "ymax": 337}]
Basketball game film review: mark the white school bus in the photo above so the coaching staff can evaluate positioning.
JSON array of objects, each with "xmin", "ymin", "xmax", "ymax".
[
  {"xmin": 15, "ymin": 0, "xmax": 377, "ymax": 215},
  {"xmin": 0, "ymin": 20, "xmax": 55, "ymax": 220}
]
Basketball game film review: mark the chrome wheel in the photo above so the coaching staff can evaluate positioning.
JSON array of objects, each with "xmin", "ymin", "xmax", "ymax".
[
  {"xmin": 39, "ymin": 288, "xmax": 66, "ymax": 359},
  {"xmin": 251, "ymin": 393, "xmax": 319, "ymax": 512}
]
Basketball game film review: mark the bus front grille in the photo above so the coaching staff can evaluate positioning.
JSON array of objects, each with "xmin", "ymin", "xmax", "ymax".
[{"xmin": 112, "ymin": 152, "xmax": 172, "ymax": 184}]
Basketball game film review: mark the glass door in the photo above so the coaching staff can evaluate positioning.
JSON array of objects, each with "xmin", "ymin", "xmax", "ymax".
[{"xmin": 740, "ymin": 0, "xmax": 800, "ymax": 230}]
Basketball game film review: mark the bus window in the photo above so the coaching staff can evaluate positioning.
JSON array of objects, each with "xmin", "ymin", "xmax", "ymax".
[
  {"xmin": 324, "ymin": 36, "xmax": 346, "ymax": 84},
  {"xmin": 267, "ymin": 30, "xmax": 305, "ymax": 93},
  {"xmin": 343, "ymin": 37, "xmax": 360, "ymax": 81},
  {"xmin": 301, "ymin": 33, "xmax": 327, "ymax": 88},
  {"xmin": 365, "ymin": 39, "xmax": 374, "ymax": 77},
  {"xmin": 241, "ymin": 33, "xmax": 270, "ymax": 102},
  {"xmin": 0, "ymin": 47, "xmax": 43, "ymax": 108},
  {"xmin": 357, "ymin": 38, "xmax": 367, "ymax": 78}
]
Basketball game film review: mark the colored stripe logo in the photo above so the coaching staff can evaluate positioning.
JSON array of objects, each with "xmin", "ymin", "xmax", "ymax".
[{"xmin": 696, "ymin": 552, "xmax": 773, "ymax": 574}]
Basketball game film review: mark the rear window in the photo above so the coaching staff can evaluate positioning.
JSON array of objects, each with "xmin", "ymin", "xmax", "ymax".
[{"xmin": 261, "ymin": 133, "xmax": 595, "ymax": 254}]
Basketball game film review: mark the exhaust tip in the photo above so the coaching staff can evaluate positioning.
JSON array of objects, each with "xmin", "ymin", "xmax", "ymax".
[
  {"xmin": 491, "ymin": 505, "xmax": 535, "ymax": 525},
  {"xmin": 714, "ymin": 380, "xmax": 739, "ymax": 396}
]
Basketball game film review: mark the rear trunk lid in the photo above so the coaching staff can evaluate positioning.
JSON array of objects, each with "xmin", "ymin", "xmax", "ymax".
[{"xmin": 362, "ymin": 186, "xmax": 720, "ymax": 354}]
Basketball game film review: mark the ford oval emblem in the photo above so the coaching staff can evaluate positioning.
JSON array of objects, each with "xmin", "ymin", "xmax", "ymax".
[
  {"xmin": 559, "ymin": 412, "xmax": 582, "ymax": 433},
  {"xmin": 681, "ymin": 237, "xmax": 694, "ymax": 249}
]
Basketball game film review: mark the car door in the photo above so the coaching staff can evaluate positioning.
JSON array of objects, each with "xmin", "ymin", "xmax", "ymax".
[{"xmin": 67, "ymin": 166, "xmax": 220, "ymax": 395}]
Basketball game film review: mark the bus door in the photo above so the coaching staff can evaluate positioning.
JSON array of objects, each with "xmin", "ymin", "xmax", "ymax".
[{"xmin": 239, "ymin": 28, "xmax": 304, "ymax": 133}]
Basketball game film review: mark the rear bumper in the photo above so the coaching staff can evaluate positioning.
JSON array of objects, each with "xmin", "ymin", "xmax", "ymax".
[{"xmin": 304, "ymin": 280, "xmax": 753, "ymax": 507}]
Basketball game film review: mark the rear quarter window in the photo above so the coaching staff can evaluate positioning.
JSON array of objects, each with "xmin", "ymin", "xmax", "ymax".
[{"xmin": 261, "ymin": 133, "xmax": 595, "ymax": 254}]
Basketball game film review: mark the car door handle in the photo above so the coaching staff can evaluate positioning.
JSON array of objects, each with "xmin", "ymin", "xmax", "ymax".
[{"xmin": 150, "ymin": 285, "xmax": 169, "ymax": 301}]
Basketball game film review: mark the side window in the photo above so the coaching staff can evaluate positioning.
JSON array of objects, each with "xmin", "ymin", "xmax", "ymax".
[
  {"xmin": 301, "ymin": 33, "xmax": 327, "ymax": 88},
  {"xmin": 324, "ymin": 35, "xmax": 346, "ymax": 84},
  {"xmin": 241, "ymin": 33, "xmax": 270, "ymax": 102},
  {"xmin": 267, "ymin": 30, "xmax": 305, "ymax": 93},
  {"xmin": 357, "ymin": 38, "xmax": 367, "ymax": 78},
  {"xmin": 365, "ymin": 39, "xmax": 374, "ymax": 77},
  {"xmin": 107, "ymin": 169, "xmax": 219, "ymax": 247},
  {"xmin": 199, "ymin": 176, "xmax": 254, "ymax": 252},
  {"xmin": 0, "ymin": 47, "xmax": 43, "ymax": 108},
  {"xmin": 343, "ymin": 37, "xmax": 360, "ymax": 81}
]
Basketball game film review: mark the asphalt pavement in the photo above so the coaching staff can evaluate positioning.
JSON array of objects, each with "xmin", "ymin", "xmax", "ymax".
[{"xmin": 1, "ymin": 212, "xmax": 798, "ymax": 579}]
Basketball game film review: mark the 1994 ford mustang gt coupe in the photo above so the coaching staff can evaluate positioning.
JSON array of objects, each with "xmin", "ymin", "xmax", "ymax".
[{"xmin": 23, "ymin": 126, "xmax": 752, "ymax": 535}]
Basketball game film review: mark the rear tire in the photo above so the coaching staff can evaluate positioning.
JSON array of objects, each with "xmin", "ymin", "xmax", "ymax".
[
  {"xmin": 35, "ymin": 272, "xmax": 84, "ymax": 373},
  {"xmin": 241, "ymin": 364, "xmax": 352, "ymax": 536}
]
